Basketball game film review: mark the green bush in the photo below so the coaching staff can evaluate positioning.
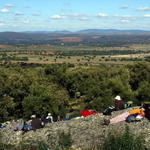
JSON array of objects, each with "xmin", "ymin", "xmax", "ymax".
[
  {"xmin": 103, "ymin": 126, "xmax": 146, "ymax": 150},
  {"xmin": 58, "ymin": 131, "xmax": 72, "ymax": 149},
  {"xmin": 37, "ymin": 141, "xmax": 50, "ymax": 150},
  {"xmin": 0, "ymin": 143, "xmax": 15, "ymax": 150}
]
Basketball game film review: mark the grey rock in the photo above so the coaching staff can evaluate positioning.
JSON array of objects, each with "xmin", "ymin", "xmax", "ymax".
[{"xmin": 0, "ymin": 107, "xmax": 149, "ymax": 149}]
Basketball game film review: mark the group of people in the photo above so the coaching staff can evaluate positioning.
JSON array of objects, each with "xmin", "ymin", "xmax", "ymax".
[
  {"xmin": 3, "ymin": 95, "xmax": 150, "ymax": 131},
  {"xmin": 13, "ymin": 113, "xmax": 56, "ymax": 132},
  {"xmin": 104, "ymin": 95, "xmax": 150, "ymax": 125}
]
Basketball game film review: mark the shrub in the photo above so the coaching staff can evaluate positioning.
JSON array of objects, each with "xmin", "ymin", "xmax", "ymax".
[
  {"xmin": 102, "ymin": 126, "xmax": 146, "ymax": 150},
  {"xmin": 37, "ymin": 141, "xmax": 50, "ymax": 150},
  {"xmin": 58, "ymin": 131, "xmax": 72, "ymax": 149},
  {"xmin": 0, "ymin": 143, "xmax": 15, "ymax": 150}
]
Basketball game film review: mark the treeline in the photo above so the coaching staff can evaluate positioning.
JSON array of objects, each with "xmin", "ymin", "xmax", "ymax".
[
  {"xmin": 0, "ymin": 55, "xmax": 28, "ymax": 61},
  {"xmin": 0, "ymin": 62, "xmax": 150, "ymax": 122},
  {"xmin": 61, "ymin": 49, "xmax": 145, "ymax": 56},
  {"xmin": 0, "ymin": 49, "xmax": 147, "ymax": 56}
]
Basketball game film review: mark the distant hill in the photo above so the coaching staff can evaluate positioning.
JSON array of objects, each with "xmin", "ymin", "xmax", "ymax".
[
  {"xmin": 1, "ymin": 29, "xmax": 150, "ymax": 45},
  {"xmin": 78, "ymin": 29, "xmax": 150, "ymax": 34},
  {"xmin": 23, "ymin": 30, "xmax": 71, "ymax": 34},
  {"xmin": 21, "ymin": 29, "xmax": 150, "ymax": 35}
]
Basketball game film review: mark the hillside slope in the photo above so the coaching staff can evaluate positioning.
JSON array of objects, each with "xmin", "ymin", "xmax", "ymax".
[{"xmin": 0, "ymin": 108, "xmax": 150, "ymax": 149}]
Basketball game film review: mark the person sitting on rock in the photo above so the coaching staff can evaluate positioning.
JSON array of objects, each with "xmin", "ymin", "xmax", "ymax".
[
  {"xmin": 57, "ymin": 115, "xmax": 62, "ymax": 121},
  {"xmin": 114, "ymin": 95, "xmax": 124, "ymax": 111},
  {"xmin": 13, "ymin": 119, "xmax": 24, "ymax": 131},
  {"xmin": 31, "ymin": 114, "xmax": 44, "ymax": 131},
  {"xmin": 44, "ymin": 113, "xmax": 54, "ymax": 124}
]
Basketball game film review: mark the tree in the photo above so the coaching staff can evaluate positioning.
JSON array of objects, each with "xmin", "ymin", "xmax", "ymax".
[
  {"xmin": 103, "ymin": 126, "xmax": 146, "ymax": 150},
  {"xmin": 22, "ymin": 82, "xmax": 69, "ymax": 119},
  {"xmin": 136, "ymin": 81, "xmax": 150, "ymax": 104},
  {"xmin": 127, "ymin": 62, "xmax": 150, "ymax": 91}
]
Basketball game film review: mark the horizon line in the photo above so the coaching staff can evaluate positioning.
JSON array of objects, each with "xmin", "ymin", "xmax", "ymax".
[{"xmin": 1, "ymin": 28, "xmax": 150, "ymax": 33}]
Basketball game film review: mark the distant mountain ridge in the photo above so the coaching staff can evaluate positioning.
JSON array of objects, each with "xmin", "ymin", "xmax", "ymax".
[
  {"xmin": 19, "ymin": 29, "xmax": 150, "ymax": 34},
  {"xmin": 78, "ymin": 29, "xmax": 150, "ymax": 34},
  {"xmin": 1, "ymin": 29, "xmax": 150, "ymax": 45},
  {"xmin": 23, "ymin": 30, "xmax": 71, "ymax": 34}
]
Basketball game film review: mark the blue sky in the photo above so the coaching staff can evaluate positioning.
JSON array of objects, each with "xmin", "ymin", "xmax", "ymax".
[{"xmin": 0, "ymin": 0, "xmax": 150, "ymax": 31}]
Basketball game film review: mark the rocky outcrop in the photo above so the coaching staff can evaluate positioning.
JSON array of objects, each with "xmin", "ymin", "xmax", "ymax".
[{"xmin": 0, "ymin": 108, "xmax": 150, "ymax": 149}]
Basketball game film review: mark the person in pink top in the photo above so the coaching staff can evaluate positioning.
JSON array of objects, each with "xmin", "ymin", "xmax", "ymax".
[{"xmin": 104, "ymin": 107, "xmax": 145, "ymax": 125}]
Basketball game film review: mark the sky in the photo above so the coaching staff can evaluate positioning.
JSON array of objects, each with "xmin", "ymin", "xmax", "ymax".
[{"xmin": 0, "ymin": 0, "xmax": 150, "ymax": 31}]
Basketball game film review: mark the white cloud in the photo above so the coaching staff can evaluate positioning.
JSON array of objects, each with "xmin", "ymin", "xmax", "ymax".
[
  {"xmin": 78, "ymin": 17, "xmax": 88, "ymax": 21},
  {"xmin": 50, "ymin": 14, "xmax": 65, "ymax": 19},
  {"xmin": 0, "ymin": 8, "xmax": 10, "ymax": 13},
  {"xmin": 144, "ymin": 14, "xmax": 150, "ymax": 17},
  {"xmin": 14, "ymin": 11, "xmax": 24, "ymax": 16},
  {"xmin": 120, "ymin": 15, "xmax": 134, "ymax": 19},
  {"xmin": 120, "ymin": 19, "xmax": 129, "ymax": 23},
  {"xmin": 50, "ymin": 13, "xmax": 89, "ymax": 21},
  {"xmin": 0, "ymin": 23, "xmax": 5, "ymax": 26},
  {"xmin": 120, "ymin": 5, "xmax": 129, "ymax": 9},
  {"xmin": 67, "ymin": 13, "xmax": 89, "ymax": 20},
  {"xmin": 4, "ymin": 3, "xmax": 15, "ymax": 7},
  {"xmin": 113, "ymin": 14, "xmax": 136, "ymax": 20},
  {"xmin": 32, "ymin": 13, "xmax": 40, "ymax": 16},
  {"xmin": 96, "ymin": 13, "xmax": 108, "ymax": 17},
  {"xmin": 23, "ymin": 19, "xmax": 31, "ymax": 24},
  {"xmin": 0, "ymin": 20, "xmax": 5, "ymax": 24},
  {"xmin": 136, "ymin": 7, "xmax": 150, "ymax": 11}
]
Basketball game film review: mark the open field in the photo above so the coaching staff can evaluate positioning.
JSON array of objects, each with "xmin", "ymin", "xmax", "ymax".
[
  {"xmin": 1, "ymin": 43, "xmax": 150, "ymax": 51},
  {"xmin": 0, "ymin": 53, "xmax": 149, "ymax": 65},
  {"xmin": 0, "ymin": 43, "xmax": 150, "ymax": 65}
]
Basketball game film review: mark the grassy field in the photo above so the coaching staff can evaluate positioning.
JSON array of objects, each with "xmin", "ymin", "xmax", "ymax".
[
  {"xmin": 0, "ymin": 43, "xmax": 150, "ymax": 65},
  {"xmin": 1, "ymin": 43, "xmax": 150, "ymax": 51}
]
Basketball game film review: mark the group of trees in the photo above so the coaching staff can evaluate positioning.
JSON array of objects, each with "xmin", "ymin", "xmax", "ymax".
[
  {"xmin": 0, "ymin": 56, "xmax": 28, "ymax": 61},
  {"xmin": 0, "ymin": 62, "xmax": 150, "ymax": 122},
  {"xmin": 61, "ymin": 50, "xmax": 144, "ymax": 56}
]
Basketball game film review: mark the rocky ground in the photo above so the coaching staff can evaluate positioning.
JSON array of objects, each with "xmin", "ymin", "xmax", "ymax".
[{"xmin": 0, "ymin": 107, "xmax": 150, "ymax": 150}]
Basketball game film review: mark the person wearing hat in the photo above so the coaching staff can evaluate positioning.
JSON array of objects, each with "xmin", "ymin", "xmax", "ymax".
[
  {"xmin": 114, "ymin": 95, "xmax": 124, "ymax": 111},
  {"xmin": 45, "ymin": 113, "xmax": 53, "ymax": 123},
  {"xmin": 31, "ymin": 114, "xmax": 44, "ymax": 131}
]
